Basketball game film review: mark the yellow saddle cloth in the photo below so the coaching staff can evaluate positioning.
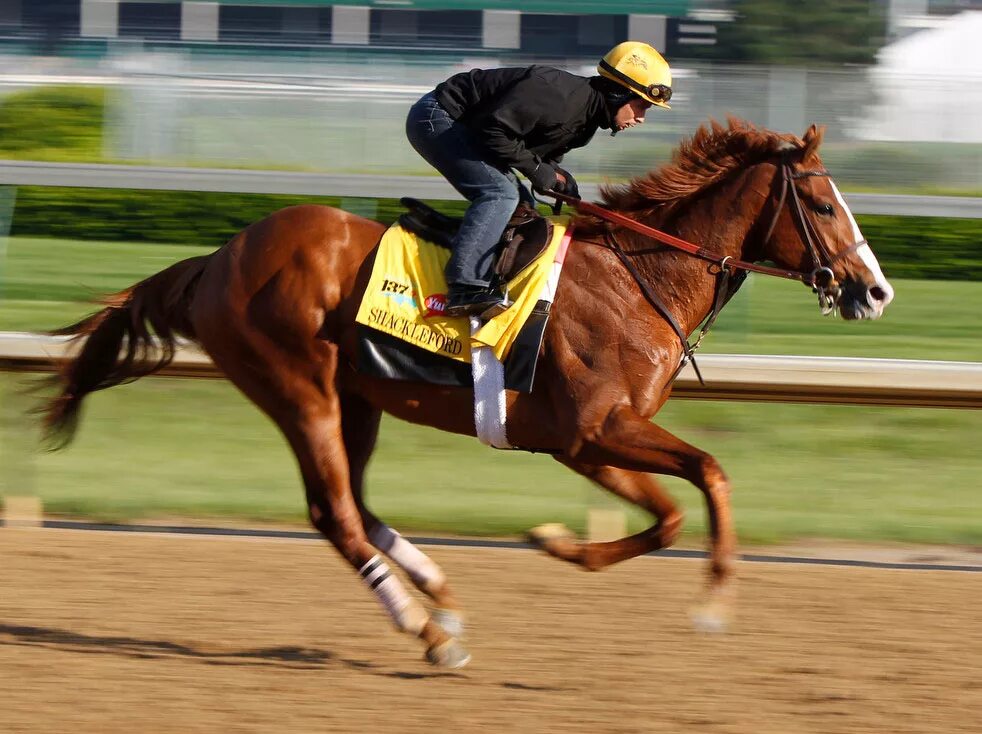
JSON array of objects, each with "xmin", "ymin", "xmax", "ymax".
[{"xmin": 356, "ymin": 217, "xmax": 570, "ymax": 364}]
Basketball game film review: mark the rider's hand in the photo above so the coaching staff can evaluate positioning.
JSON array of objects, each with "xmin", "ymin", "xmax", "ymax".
[
  {"xmin": 528, "ymin": 163, "xmax": 559, "ymax": 195},
  {"xmin": 555, "ymin": 167, "xmax": 579, "ymax": 199}
]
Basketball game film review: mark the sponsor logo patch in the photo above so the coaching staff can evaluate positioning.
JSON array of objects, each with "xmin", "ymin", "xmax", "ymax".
[{"xmin": 423, "ymin": 293, "xmax": 447, "ymax": 319}]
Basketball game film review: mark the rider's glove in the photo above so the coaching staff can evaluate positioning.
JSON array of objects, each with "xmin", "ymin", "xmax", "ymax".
[
  {"xmin": 555, "ymin": 167, "xmax": 580, "ymax": 199},
  {"xmin": 528, "ymin": 162, "xmax": 559, "ymax": 195}
]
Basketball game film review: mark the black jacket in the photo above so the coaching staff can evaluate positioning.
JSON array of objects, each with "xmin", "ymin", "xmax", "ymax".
[{"xmin": 434, "ymin": 65, "xmax": 613, "ymax": 179}]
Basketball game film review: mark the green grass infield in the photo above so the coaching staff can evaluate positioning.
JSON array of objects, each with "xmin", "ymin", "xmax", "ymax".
[{"xmin": 1, "ymin": 237, "xmax": 980, "ymax": 545}]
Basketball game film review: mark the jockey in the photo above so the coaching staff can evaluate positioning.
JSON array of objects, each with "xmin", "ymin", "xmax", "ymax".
[{"xmin": 406, "ymin": 41, "xmax": 673, "ymax": 317}]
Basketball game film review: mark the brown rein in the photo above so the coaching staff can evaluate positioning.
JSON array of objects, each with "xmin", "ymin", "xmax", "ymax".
[
  {"xmin": 546, "ymin": 161, "xmax": 856, "ymax": 383},
  {"xmin": 549, "ymin": 190, "xmax": 809, "ymax": 283}
]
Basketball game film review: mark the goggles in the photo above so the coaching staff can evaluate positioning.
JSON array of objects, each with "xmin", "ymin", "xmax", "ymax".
[{"xmin": 646, "ymin": 84, "xmax": 673, "ymax": 104}]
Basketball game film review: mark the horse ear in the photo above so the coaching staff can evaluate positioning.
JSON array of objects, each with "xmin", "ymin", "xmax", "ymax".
[{"xmin": 802, "ymin": 124, "xmax": 826, "ymax": 159}]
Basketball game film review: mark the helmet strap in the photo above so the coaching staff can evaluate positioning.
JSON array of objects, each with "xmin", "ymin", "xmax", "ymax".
[{"xmin": 598, "ymin": 59, "xmax": 650, "ymax": 98}]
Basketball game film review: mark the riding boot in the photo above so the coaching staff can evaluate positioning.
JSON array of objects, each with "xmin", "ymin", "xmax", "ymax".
[{"xmin": 445, "ymin": 284, "xmax": 507, "ymax": 319}]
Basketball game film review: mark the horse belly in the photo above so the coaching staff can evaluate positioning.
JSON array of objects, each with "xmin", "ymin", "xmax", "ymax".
[{"xmin": 341, "ymin": 369, "xmax": 479, "ymax": 437}]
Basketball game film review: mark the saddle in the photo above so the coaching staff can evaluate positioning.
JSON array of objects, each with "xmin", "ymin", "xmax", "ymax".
[{"xmin": 397, "ymin": 197, "xmax": 553, "ymax": 283}]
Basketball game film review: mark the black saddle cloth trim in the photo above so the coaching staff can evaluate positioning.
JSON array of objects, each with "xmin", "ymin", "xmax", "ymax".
[
  {"xmin": 358, "ymin": 325, "xmax": 472, "ymax": 387},
  {"xmin": 400, "ymin": 197, "xmax": 459, "ymax": 229},
  {"xmin": 398, "ymin": 197, "xmax": 457, "ymax": 250},
  {"xmin": 356, "ymin": 299, "xmax": 552, "ymax": 394}
]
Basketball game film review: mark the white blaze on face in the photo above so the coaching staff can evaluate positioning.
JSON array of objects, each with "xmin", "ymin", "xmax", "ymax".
[{"xmin": 829, "ymin": 180, "xmax": 895, "ymax": 308}]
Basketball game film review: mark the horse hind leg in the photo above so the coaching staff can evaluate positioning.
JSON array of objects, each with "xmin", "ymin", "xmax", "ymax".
[
  {"xmin": 202, "ymin": 333, "xmax": 469, "ymax": 668},
  {"xmin": 365, "ymin": 521, "xmax": 465, "ymax": 640},
  {"xmin": 339, "ymin": 391, "xmax": 466, "ymax": 640},
  {"xmin": 529, "ymin": 461, "xmax": 684, "ymax": 572},
  {"xmin": 290, "ymin": 408, "xmax": 469, "ymax": 668}
]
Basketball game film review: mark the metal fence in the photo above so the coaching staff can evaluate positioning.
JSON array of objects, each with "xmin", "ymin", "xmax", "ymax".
[
  {"xmin": 1, "ymin": 49, "xmax": 979, "ymax": 191},
  {"xmin": 113, "ymin": 55, "xmax": 982, "ymax": 189}
]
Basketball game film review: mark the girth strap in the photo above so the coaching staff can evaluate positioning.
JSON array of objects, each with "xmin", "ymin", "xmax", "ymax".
[{"xmin": 603, "ymin": 232, "xmax": 705, "ymax": 385}]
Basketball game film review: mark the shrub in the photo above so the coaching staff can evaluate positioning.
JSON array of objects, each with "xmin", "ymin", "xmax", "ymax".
[
  {"xmin": 7, "ymin": 186, "xmax": 979, "ymax": 280},
  {"xmin": 0, "ymin": 86, "xmax": 106, "ymax": 160},
  {"xmin": 858, "ymin": 215, "xmax": 982, "ymax": 281}
]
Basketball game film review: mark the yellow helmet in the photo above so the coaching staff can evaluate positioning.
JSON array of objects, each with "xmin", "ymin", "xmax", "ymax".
[{"xmin": 598, "ymin": 41, "xmax": 673, "ymax": 109}]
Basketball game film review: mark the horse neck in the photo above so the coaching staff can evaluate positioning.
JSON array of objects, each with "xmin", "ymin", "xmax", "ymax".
[{"xmin": 628, "ymin": 166, "xmax": 769, "ymax": 336}]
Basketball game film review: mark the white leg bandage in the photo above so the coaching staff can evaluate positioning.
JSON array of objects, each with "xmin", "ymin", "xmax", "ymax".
[
  {"xmin": 358, "ymin": 555, "xmax": 427, "ymax": 635},
  {"xmin": 368, "ymin": 524, "xmax": 446, "ymax": 593}
]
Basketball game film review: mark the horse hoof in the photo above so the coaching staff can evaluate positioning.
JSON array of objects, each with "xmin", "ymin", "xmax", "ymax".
[
  {"xmin": 527, "ymin": 522, "xmax": 576, "ymax": 547},
  {"xmin": 431, "ymin": 608, "xmax": 466, "ymax": 640},
  {"xmin": 425, "ymin": 639, "xmax": 471, "ymax": 669},
  {"xmin": 690, "ymin": 601, "xmax": 731, "ymax": 634}
]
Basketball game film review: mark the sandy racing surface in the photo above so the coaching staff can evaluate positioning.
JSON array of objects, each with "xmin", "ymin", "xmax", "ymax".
[{"xmin": 1, "ymin": 528, "xmax": 979, "ymax": 733}]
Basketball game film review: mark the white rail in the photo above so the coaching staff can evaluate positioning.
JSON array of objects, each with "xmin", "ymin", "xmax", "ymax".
[{"xmin": 3, "ymin": 332, "xmax": 979, "ymax": 409}]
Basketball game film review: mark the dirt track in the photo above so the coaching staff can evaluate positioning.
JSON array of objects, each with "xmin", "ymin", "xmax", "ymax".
[{"xmin": 1, "ymin": 529, "xmax": 979, "ymax": 733}]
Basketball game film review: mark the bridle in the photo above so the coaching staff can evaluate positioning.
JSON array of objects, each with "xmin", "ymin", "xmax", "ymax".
[
  {"xmin": 762, "ymin": 159, "xmax": 868, "ymax": 315},
  {"xmin": 549, "ymin": 154, "xmax": 866, "ymax": 383}
]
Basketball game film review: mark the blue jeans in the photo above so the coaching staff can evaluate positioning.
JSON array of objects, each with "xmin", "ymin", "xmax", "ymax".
[{"xmin": 406, "ymin": 92, "xmax": 534, "ymax": 288}]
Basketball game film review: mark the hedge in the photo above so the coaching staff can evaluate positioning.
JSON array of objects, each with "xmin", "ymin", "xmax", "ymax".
[
  {"xmin": 859, "ymin": 215, "xmax": 982, "ymax": 281},
  {"xmin": 5, "ymin": 186, "xmax": 980, "ymax": 281},
  {"xmin": 0, "ymin": 86, "xmax": 106, "ymax": 161}
]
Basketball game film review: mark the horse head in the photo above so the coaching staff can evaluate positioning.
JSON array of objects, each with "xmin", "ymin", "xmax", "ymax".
[
  {"xmin": 758, "ymin": 125, "xmax": 895, "ymax": 320},
  {"xmin": 591, "ymin": 119, "xmax": 894, "ymax": 323}
]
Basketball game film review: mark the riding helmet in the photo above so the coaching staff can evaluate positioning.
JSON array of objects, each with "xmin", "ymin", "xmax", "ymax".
[{"xmin": 598, "ymin": 41, "xmax": 673, "ymax": 109}]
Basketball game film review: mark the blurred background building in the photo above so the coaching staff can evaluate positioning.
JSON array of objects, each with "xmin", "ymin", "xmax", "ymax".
[
  {"xmin": 0, "ymin": 1, "xmax": 979, "ymax": 185},
  {"xmin": 10, "ymin": 1, "xmax": 711, "ymax": 55},
  {"xmin": 3, "ymin": 1, "xmax": 979, "ymax": 52}
]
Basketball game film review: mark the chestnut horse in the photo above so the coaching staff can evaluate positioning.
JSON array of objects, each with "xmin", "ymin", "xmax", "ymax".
[{"xmin": 43, "ymin": 120, "xmax": 893, "ymax": 668}]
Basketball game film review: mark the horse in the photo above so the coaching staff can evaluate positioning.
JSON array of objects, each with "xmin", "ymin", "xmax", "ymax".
[{"xmin": 42, "ymin": 119, "xmax": 894, "ymax": 668}]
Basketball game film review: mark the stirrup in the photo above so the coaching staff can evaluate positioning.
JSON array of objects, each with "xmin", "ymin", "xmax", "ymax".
[
  {"xmin": 479, "ymin": 292, "xmax": 511, "ymax": 320},
  {"xmin": 445, "ymin": 285, "xmax": 507, "ymax": 319}
]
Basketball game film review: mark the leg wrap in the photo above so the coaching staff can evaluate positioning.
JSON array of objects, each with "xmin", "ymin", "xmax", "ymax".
[
  {"xmin": 368, "ymin": 524, "xmax": 446, "ymax": 593},
  {"xmin": 359, "ymin": 555, "xmax": 427, "ymax": 635}
]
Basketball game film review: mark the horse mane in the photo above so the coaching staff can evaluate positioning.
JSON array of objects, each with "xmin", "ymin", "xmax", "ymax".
[{"xmin": 586, "ymin": 117, "xmax": 824, "ymax": 229}]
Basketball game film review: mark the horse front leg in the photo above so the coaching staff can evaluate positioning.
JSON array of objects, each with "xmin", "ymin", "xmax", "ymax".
[
  {"xmin": 529, "ymin": 461, "xmax": 684, "ymax": 571},
  {"xmin": 569, "ymin": 404, "xmax": 737, "ymax": 629}
]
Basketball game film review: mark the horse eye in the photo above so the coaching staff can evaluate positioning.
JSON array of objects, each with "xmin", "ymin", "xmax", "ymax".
[{"xmin": 814, "ymin": 203, "xmax": 834, "ymax": 216}]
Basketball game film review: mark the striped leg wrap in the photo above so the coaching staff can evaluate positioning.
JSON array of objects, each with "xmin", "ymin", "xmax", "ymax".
[{"xmin": 359, "ymin": 555, "xmax": 427, "ymax": 635}]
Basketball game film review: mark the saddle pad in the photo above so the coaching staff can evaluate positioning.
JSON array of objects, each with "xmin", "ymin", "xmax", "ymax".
[{"xmin": 356, "ymin": 217, "xmax": 570, "ymax": 364}]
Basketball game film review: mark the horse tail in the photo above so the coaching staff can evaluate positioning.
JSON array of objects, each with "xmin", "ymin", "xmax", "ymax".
[{"xmin": 42, "ymin": 254, "xmax": 211, "ymax": 446}]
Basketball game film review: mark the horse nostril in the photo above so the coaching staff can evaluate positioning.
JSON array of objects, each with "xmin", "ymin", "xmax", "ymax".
[{"xmin": 868, "ymin": 286, "xmax": 887, "ymax": 303}]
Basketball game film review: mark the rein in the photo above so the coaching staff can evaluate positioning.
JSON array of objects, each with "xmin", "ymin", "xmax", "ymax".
[
  {"xmin": 550, "ymin": 190, "xmax": 807, "ymax": 283},
  {"xmin": 549, "ymin": 159, "xmax": 856, "ymax": 383}
]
